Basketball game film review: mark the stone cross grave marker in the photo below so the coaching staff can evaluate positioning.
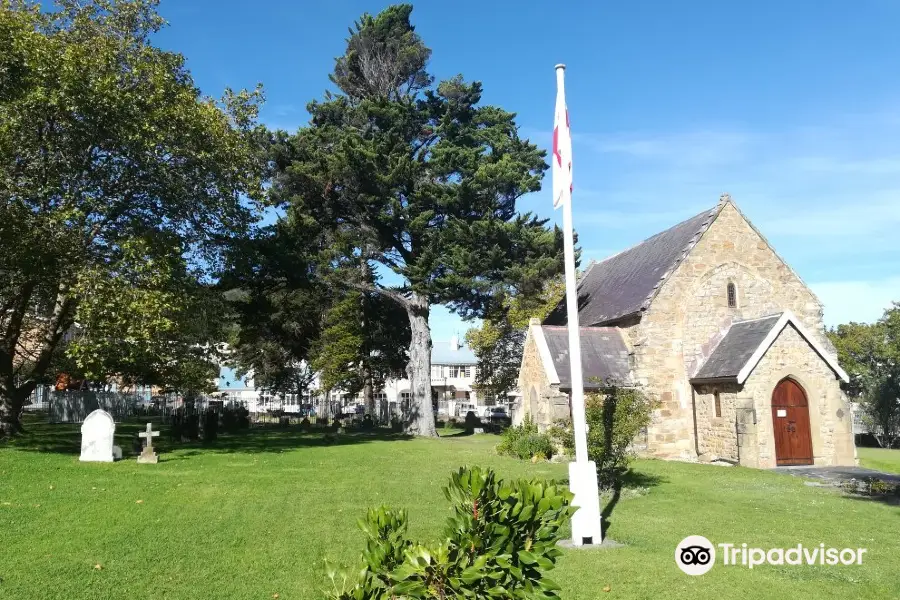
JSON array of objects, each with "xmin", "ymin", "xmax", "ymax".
[
  {"xmin": 137, "ymin": 422, "xmax": 160, "ymax": 464},
  {"xmin": 80, "ymin": 409, "xmax": 115, "ymax": 462}
]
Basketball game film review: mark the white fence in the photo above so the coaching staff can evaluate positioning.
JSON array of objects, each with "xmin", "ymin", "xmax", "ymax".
[
  {"xmin": 850, "ymin": 402, "xmax": 870, "ymax": 435},
  {"xmin": 24, "ymin": 386, "xmax": 222, "ymax": 423}
]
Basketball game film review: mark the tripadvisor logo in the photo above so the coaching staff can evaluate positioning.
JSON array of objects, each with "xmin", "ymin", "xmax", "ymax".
[
  {"xmin": 675, "ymin": 536, "xmax": 716, "ymax": 575},
  {"xmin": 675, "ymin": 536, "xmax": 868, "ymax": 575}
]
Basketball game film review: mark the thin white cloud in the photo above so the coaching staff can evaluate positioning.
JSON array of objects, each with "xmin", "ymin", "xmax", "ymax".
[
  {"xmin": 758, "ymin": 198, "xmax": 900, "ymax": 237},
  {"xmin": 585, "ymin": 130, "xmax": 757, "ymax": 168},
  {"xmin": 558, "ymin": 107, "xmax": 900, "ymax": 325}
]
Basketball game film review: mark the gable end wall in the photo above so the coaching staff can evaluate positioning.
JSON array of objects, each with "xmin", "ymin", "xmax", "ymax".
[{"xmin": 631, "ymin": 201, "xmax": 832, "ymax": 459}]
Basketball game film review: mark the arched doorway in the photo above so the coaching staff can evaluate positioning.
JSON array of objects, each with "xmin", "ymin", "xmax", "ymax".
[{"xmin": 771, "ymin": 378, "xmax": 813, "ymax": 466}]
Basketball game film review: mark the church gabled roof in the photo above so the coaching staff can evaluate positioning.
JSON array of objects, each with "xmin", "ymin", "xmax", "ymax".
[
  {"xmin": 692, "ymin": 311, "xmax": 849, "ymax": 384},
  {"xmin": 546, "ymin": 203, "xmax": 724, "ymax": 326},
  {"xmin": 534, "ymin": 325, "xmax": 631, "ymax": 390}
]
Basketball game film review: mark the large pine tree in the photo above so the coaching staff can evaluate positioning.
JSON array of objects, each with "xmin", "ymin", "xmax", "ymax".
[{"xmin": 269, "ymin": 5, "xmax": 564, "ymax": 436}]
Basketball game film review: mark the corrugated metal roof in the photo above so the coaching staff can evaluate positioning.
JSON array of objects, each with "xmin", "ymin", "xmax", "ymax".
[
  {"xmin": 692, "ymin": 314, "xmax": 782, "ymax": 380},
  {"xmin": 542, "ymin": 326, "xmax": 631, "ymax": 389},
  {"xmin": 546, "ymin": 205, "xmax": 722, "ymax": 326},
  {"xmin": 431, "ymin": 340, "xmax": 477, "ymax": 365}
]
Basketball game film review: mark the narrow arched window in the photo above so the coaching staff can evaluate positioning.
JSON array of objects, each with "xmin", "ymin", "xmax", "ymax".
[
  {"xmin": 714, "ymin": 390, "xmax": 722, "ymax": 418},
  {"xmin": 727, "ymin": 282, "xmax": 737, "ymax": 308}
]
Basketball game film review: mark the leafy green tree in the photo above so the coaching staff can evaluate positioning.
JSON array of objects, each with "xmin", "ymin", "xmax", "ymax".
[
  {"xmin": 828, "ymin": 304, "xmax": 900, "ymax": 448},
  {"xmin": 0, "ymin": 0, "xmax": 264, "ymax": 433},
  {"xmin": 466, "ymin": 279, "xmax": 564, "ymax": 404},
  {"xmin": 310, "ymin": 291, "xmax": 409, "ymax": 414},
  {"xmin": 268, "ymin": 5, "xmax": 564, "ymax": 436},
  {"xmin": 220, "ymin": 221, "xmax": 327, "ymax": 400},
  {"xmin": 220, "ymin": 219, "xmax": 410, "ymax": 417}
]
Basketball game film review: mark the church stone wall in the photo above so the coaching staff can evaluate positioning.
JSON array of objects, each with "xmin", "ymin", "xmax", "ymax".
[
  {"xmin": 516, "ymin": 326, "xmax": 569, "ymax": 429},
  {"xmin": 739, "ymin": 324, "xmax": 854, "ymax": 468},
  {"xmin": 692, "ymin": 382, "xmax": 744, "ymax": 463},
  {"xmin": 632, "ymin": 201, "xmax": 831, "ymax": 459}
]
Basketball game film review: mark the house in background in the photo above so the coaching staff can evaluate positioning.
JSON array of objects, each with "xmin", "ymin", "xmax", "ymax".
[
  {"xmin": 517, "ymin": 195, "xmax": 856, "ymax": 469},
  {"xmin": 430, "ymin": 336, "xmax": 479, "ymax": 416},
  {"xmin": 217, "ymin": 366, "xmax": 260, "ymax": 409},
  {"xmin": 352, "ymin": 335, "xmax": 484, "ymax": 418},
  {"xmin": 216, "ymin": 335, "xmax": 485, "ymax": 419}
]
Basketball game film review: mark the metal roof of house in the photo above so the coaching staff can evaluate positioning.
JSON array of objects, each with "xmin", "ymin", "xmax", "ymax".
[
  {"xmin": 431, "ymin": 340, "xmax": 477, "ymax": 365},
  {"xmin": 541, "ymin": 326, "xmax": 631, "ymax": 389},
  {"xmin": 692, "ymin": 315, "xmax": 783, "ymax": 381},
  {"xmin": 546, "ymin": 204, "xmax": 722, "ymax": 326}
]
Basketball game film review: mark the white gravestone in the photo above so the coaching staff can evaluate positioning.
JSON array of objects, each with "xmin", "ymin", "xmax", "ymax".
[{"xmin": 80, "ymin": 409, "xmax": 115, "ymax": 463}]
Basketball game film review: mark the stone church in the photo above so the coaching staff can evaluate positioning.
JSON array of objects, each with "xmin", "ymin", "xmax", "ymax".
[{"xmin": 516, "ymin": 195, "xmax": 856, "ymax": 468}]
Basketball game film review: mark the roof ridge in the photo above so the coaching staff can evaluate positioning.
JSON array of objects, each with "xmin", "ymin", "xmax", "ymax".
[
  {"xmin": 587, "ymin": 205, "xmax": 719, "ymax": 269},
  {"xmin": 575, "ymin": 259, "xmax": 599, "ymax": 289},
  {"xmin": 733, "ymin": 312, "xmax": 783, "ymax": 324},
  {"xmin": 545, "ymin": 197, "xmax": 732, "ymax": 327},
  {"xmin": 636, "ymin": 203, "xmax": 725, "ymax": 311}
]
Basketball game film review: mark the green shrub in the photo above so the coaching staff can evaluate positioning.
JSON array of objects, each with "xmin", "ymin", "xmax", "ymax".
[
  {"xmin": 556, "ymin": 385, "xmax": 655, "ymax": 488},
  {"xmin": 547, "ymin": 419, "xmax": 573, "ymax": 454},
  {"xmin": 497, "ymin": 415, "xmax": 554, "ymax": 460},
  {"xmin": 516, "ymin": 433, "xmax": 554, "ymax": 461},
  {"xmin": 324, "ymin": 466, "xmax": 574, "ymax": 599}
]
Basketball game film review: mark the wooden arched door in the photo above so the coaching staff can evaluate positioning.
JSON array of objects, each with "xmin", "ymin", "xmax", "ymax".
[{"xmin": 771, "ymin": 378, "xmax": 813, "ymax": 466}]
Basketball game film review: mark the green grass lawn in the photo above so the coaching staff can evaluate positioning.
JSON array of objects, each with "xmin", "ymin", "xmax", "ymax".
[
  {"xmin": 858, "ymin": 446, "xmax": 900, "ymax": 474},
  {"xmin": 1, "ymin": 418, "xmax": 898, "ymax": 600}
]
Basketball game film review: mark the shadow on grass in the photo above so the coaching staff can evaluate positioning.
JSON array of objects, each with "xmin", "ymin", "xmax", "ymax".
[
  {"xmin": 437, "ymin": 426, "xmax": 506, "ymax": 438},
  {"xmin": 600, "ymin": 469, "xmax": 667, "ymax": 533},
  {"xmin": 841, "ymin": 493, "xmax": 900, "ymax": 508},
  {"xmin": 2, "ymin": 414, "xmax": 413, "ymax": 459},
  {"xmin": 554, "ymin": 467, "xmax": 666, "ymax": 533}
]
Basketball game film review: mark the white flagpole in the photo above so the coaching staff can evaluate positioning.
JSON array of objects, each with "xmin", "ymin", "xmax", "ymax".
[
  {"xmin": 556, "ymin": 66, "xmax": 589, "ymax": 464},
  {"xmin": 555, "ymin": 64, "xmax": 602, "ymax": 546}
]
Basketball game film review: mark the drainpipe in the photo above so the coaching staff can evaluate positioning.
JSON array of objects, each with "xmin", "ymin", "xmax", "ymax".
[{"xmin": 690, "ymin": 386, "xmax": 702, "ymax": 458}]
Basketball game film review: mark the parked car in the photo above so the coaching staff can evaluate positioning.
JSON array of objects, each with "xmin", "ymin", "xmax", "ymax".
[{"xmin": 482, "ymin": 406, "xmax": 509, "ymax": 420}]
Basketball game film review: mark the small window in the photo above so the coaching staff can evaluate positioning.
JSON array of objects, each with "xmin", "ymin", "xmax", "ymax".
[
  {"xmin": 714, "ymin": 391, "xmax": 722, "ymax": 418},
  {"xmin": 727, "ymin": 282, "xmax": 737, "ymax": 308}
]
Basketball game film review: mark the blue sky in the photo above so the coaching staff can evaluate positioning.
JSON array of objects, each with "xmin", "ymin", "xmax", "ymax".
[{"xmin": 155, "ymin": 0, "xmax": 900, "ymax": 340}]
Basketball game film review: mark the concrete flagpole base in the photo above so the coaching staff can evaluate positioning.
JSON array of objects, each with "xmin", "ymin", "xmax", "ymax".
[{"xmin": 568, "ymin": 460, "xmax": 603, "ymax": 546}]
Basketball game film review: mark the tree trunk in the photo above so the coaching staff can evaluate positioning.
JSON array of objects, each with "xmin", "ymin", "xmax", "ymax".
[
  {"xmin": 359, "ymin": 251, "xmax": 375, "ymax": 417},
  {"xmin": 0, "ymin": 390, "xmax": 28, "ymax": 437},
  {"xmin": 363, "ymin": 372, "xmax": 375, "ymax": 417},
  {"xmin": 405, "ymin": 293, "xmax": 437, "ymax": 437},
  {"xmin": 0, "ymin": 283, "xmax": 73, "ymax": 436}
]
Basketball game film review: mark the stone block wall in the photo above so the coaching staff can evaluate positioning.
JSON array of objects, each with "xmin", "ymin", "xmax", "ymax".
[
  {"xmin": 630, "ymin": 201, "xmax": 834, "ymax": 460},
  {"xmin": 516, "ymin": 326, "xmax": 570, "ymax": 430},
  {"xmin": 693, "ymin": 382, "xmax": 743, "ymax": 462},
  {"xmin": 741, "ymin": 323, "xmax": 855, "ymax": 468}
]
